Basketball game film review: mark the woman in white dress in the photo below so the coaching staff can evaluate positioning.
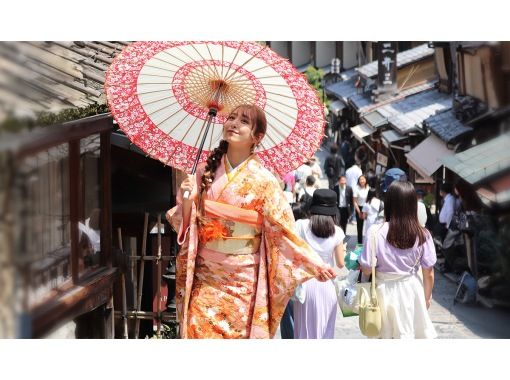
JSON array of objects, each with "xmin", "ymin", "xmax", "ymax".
[
  {"xmin": 293, "ymin": 189, "xmax": 345, "ymax": 339},
  {"xmin": 361, "ymin": 188, "xmax": 383, "ymax": 243}
]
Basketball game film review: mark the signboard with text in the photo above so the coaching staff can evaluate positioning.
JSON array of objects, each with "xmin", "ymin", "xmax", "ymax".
[{"xmin": 375, "ymin": 42, "xmax": 397, "ymax": 101}]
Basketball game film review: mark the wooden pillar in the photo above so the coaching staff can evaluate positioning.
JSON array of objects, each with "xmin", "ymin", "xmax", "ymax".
[
  {"xmin": 103, "ymin": 296, "xmax": 115, "ymax": 339},
  {"xmin": 100, "ymin": 130, "xmax": 112, "ymax": 267},
  {"xmin": 69, "ymin": 140, "xmax": 81, "ymax": 283},
  {"xmin": 311, "ymin": 41, "xmax": 317, "ymax": 68},
  {"xmin": 336, "ymin": 41, "xmax": 344, "ymax": 70}
]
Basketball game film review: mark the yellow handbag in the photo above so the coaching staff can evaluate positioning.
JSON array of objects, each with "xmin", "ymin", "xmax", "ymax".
[{"xmin": 358, "ymin": 228, "xmax": 382, "ymax": 338}]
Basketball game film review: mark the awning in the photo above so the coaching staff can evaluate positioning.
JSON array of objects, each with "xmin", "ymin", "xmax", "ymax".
[
  {"xmin": 405, "ymin": 134, "xmax": 454, "ymax": 178},
  {"xmin": 329, "ymin": 100, "xmax": 346, "ymax": 117},
  {"xmin": 382, "ymin": 130, "xmax": 406, "ymax": 144},
  {"xmin": 362, "ymin": 109, "xmax": 388, "ymax": 128},
  {"xmin": 441, "ymin": 134, "xmax": 510, "ymax": 185},
  {"xmin": 350, "ymin": 123, "xmax": 375, "ymax": 143}
]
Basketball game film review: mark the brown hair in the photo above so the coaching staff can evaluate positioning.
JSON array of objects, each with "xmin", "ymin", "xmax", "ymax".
[
  {"xmin": 385, "ymin": 181, "xmax": 428, "ymax": 249},
  {"xmin": 309, "ymin": 214, "xmax": 337, "ymax": 238},
  {"xmin": 199, "ymin": 104, "xmax": 267, "ymax": 197}
]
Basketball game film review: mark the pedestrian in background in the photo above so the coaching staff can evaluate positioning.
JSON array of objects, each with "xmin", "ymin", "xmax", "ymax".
[
  {"xmin": 354, "ymin": 144, "xmax": 368, "ymax": 172},
  {"xmin": 353, "ymin": 174, "xmax": 369, "ymax": 244},
  {"xmin": 361, "ymin": 187, "xmax": 383, "ymax": 242},
  {"xmin": 283, "ymin": 169, "xmax": 296, "ymax": 201},
  {"xmin": 309, "ymin": 157, "xmax": 323, "ymax": 184},
  {"xmin": 333, "ymin": 175, "xmax": 353, "ymax": 234},
  {"xmin": 298, "ymin": 175, "xmax": 317, "ymax": 216},
  {"xmin": 439, "ymin": 182, "xmax": 457, "ymax": 229},
  {"xmin": 360, "ymin": 181, "xmax": 437, "ymax": 339},
  {"xmin": 324, "ymin": 143, "xmax": 345, "ymax": 190},
  {"xmin": 416, "ymin": 189, "xmax": 429, "ymax": 228},
  {"xmin": 294, "ymin": 189, "xmax": 345, "ymax": 339},
  {"xmin": 294, "ymin": 160, "xmax": 313, "ymax": 200},
  {"xmin": 340, "ymin": 131, "xmax": 354, "ymax": 169},
  {"xmin": 345, "ymin": 160, "xmax": 363, "ymax": 224}
]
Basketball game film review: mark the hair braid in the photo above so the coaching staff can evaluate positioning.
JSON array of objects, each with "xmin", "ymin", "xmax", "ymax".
[{"xmin": 200, "ymin": 139, "xmax": 229, "ymax": 196}]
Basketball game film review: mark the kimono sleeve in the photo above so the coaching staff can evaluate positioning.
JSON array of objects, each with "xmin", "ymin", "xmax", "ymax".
[
  {"xmin": 164, "ymin": 168, "xmax": 202, "ymax": 332},
  {"xmin": 165, "ymin": 169, "xmax": 202, "ymax": 246},
  {"xmin": 255, "ymin": 176, "xmax": 329, "ymax": 337},
  {"xmin": 261, "ymin": 176, "xmax": 328, "ymax": 287}
]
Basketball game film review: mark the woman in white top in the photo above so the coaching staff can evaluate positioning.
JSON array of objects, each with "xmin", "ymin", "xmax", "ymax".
[
  {"xmin": 361, "ymin": 188, "xmax": 383, "ymax": 242},
  {"xmin": 293, "ymin": 189, "xmax": 345, "ymax": 339},
  {"xmin": 353, "ymin": 175, "xmax": 369, "ymax": 244}
]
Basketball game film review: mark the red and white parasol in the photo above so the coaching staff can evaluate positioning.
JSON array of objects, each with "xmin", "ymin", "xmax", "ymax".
[{"xmin": 105, "ymin": 41, "xmax": 325, "ymax": 176}]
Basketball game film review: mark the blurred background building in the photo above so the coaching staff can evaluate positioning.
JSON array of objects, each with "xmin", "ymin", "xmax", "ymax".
[{"xmin": 1, "ymin": 41, "xmax": 509, "ymax": 338}]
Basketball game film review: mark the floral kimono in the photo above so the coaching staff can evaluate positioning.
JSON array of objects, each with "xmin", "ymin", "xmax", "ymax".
[{"xmin": 166, "ymin": 154, "xmax": 328, "ymax": 338}]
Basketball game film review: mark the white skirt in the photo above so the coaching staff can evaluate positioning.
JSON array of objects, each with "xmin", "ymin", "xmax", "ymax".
[{"xmin": 375, "ymin": 272, "xmax": 437, "ymax": 339}]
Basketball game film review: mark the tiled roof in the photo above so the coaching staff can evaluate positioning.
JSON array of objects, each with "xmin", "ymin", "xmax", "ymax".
[
  {"xmin": 356, "ymin": 43, "xmax": 434, "ymax": 78},
  {"xmin": 338, "ymin": 68, "xmax": 357, "ymax": 81},
  {"xmin": 324, "ymin": 75, "xmax": 359, "ymax": 104},
  {"xmin": 351, "ymin": 80, "xmax": 437, "ymax": 115},
  {"xmin": 382, "ymin": 89, "xmax": 452, "ymax": 134},
  {"xmin": 0, "ymin": 41, "xmax": 128, "ymax": 121},
  {"xmin": 441, "ymin": 133, "xmax": 510, "ymax": 185},
  {"xmin": 348, "ymin": 90, "xmax": 373, "ymax": 112},
  {"xmin": 423, "ymin": 109, "xmax": 474, "ymax": 144}
]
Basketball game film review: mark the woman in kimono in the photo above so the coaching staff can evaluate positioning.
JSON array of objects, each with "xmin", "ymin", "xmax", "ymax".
[{"xmin": 166, "ymin": 104, "xmax": 336, "ymax": 339}]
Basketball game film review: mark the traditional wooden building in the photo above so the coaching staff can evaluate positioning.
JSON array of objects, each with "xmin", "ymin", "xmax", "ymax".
[{"xmin": 0, "ymin": 42, "xmax": 178, "ymax": 338}]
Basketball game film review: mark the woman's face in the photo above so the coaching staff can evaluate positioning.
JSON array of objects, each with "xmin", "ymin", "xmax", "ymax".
[
  {"xmin": 223, "ymin": 108, "xmax": 260, "ymax": 151},
  {"xmin": 358, "ymin": 176, "xmax": 367, "ymax": 187}
]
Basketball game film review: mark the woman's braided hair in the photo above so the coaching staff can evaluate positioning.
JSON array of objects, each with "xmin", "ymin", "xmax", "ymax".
[{"xmin": 199, "ymin": 139, "xmax": 229, "ymax": 197}]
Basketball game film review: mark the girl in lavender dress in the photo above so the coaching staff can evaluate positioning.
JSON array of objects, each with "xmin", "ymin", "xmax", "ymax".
[
  {"xmin": 360, "ymin": 181, "xmax": 437, "ymax": 339},
  {"xmin": 293, "ymin": 189, "xmax": 345, "ymax": 339}
]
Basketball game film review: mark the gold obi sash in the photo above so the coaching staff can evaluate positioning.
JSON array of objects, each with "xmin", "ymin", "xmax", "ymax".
[{"xmin": 198, "ymin": 200, "xmax": 263, "ymax": 255}]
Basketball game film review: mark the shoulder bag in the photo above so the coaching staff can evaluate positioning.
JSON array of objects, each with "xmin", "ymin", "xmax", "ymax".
[{"xmin": 358, "ymin": 228, "xmax": 382, "ymax": 337}]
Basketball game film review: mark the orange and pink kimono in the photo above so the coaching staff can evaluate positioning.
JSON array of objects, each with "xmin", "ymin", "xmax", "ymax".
[{"xmin": 166, "ymin": 154, "xmax": 328, "ymax": 338}]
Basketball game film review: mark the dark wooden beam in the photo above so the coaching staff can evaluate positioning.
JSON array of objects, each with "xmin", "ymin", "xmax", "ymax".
[
  {"xmin": 100, "ymin": 130, "xmax": 112, "ymax": 267},
  {"xmin": 336, "ymin": 42, "xmax": 344, "ymax": 70},
  {"xmin": 14, "ymin": 113, "xmax": 113, "ymax": 162},
  {"xmin": 31, "ymin": 267, "xmax": 118, "ymax": 338},
  {"xmin": 69, "ymin": 139, "xmax": 81, "ymax": 283}
]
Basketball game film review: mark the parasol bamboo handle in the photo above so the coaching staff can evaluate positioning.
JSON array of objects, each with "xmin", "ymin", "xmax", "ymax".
[{"xmin": 182, "ymin": 105, "xmax": 217, "ymax": 202}]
